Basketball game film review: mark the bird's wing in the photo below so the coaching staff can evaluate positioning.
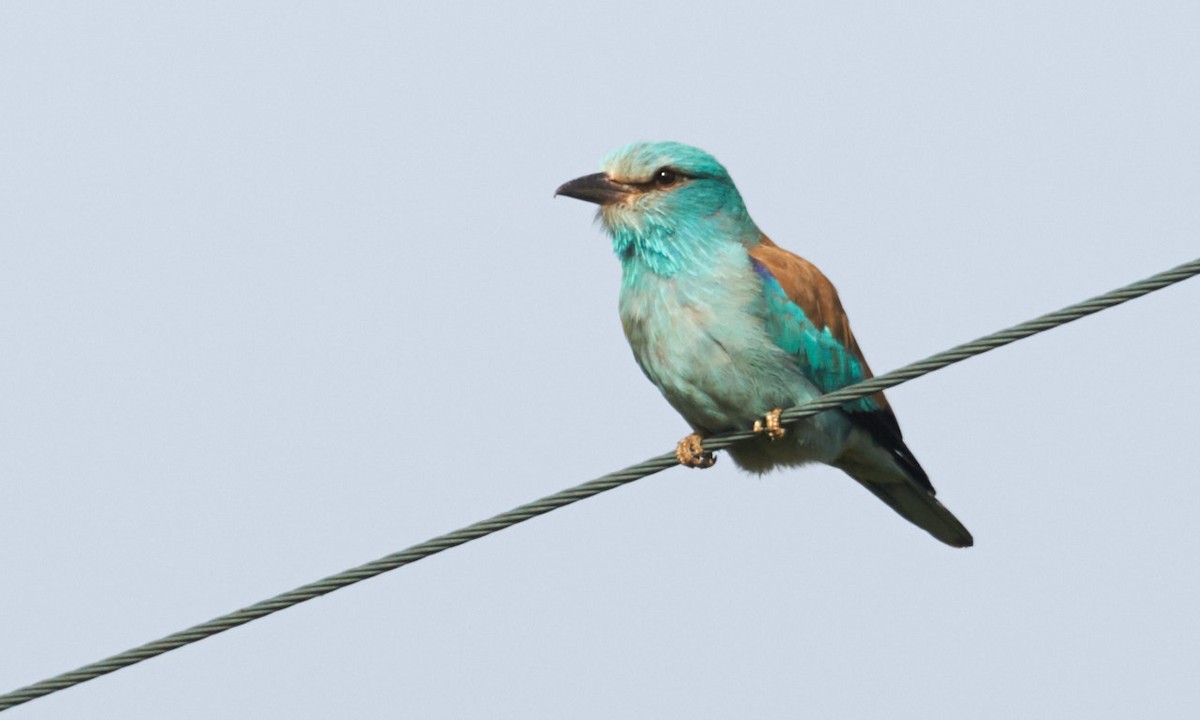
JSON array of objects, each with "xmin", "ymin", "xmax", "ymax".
[
  {"xmin": 747, "ymin": 236, "xmax": 934, "ymax": 494},
  {"xmin": 748, "ymin": 237, "xmax": 972, "ymax": 547},
  {"xmin": 747, "ymin": 237, "xmax": 885, "ymax": 410}
]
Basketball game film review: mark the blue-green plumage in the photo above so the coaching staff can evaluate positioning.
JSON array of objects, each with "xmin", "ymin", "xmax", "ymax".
[
  {"xmin": 557, "ymin": 141, "xmax": 972, "ymax": 547},
  {"xmin": 752, "ymin": 259, "xmax": 878, "ymax": 413}
]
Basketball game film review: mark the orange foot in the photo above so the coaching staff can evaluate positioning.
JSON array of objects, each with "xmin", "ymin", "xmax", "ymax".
[
  {"xmin": 675, "ymin": 433, "xmax": 716, "ymax": 469},
  {"xmin": 753, "ymin": 408, "xmax": 786, "ymax": 440}
]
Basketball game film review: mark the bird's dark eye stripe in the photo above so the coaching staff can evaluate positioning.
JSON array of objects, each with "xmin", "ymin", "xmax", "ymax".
[{"xmin": 632, "ymin": 167, "xmax": 691, "ymax": 188}]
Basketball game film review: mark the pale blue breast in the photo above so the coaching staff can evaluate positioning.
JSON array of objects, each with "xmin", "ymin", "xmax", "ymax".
[
  {"xmin": 618, "ymin": 247, "xmax": 808, "ymax": 429},
  {"xmin": 617, "ymin": 246, "xmax": 854, "ymax": 471}
]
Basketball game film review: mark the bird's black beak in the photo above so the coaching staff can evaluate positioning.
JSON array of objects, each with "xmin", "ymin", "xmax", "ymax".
[{"xmin": 555, "ymin": 172, "xmax": 635, "ymax": 205}]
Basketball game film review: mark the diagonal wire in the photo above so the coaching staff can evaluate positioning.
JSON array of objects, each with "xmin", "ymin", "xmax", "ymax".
[{"xmin": 1, "ymin": 256, "xmax": 1198, "ymax": 713}]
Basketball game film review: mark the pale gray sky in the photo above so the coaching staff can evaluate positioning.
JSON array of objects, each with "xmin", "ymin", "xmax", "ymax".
[{"xmin": 2, "ymin": 2, "xmax": 1199, "ymax": 718}]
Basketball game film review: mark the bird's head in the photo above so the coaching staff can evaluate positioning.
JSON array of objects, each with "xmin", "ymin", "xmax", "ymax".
[{"xmin": 557, "ymin": 141, "xmax": 760, "ymax": 276}]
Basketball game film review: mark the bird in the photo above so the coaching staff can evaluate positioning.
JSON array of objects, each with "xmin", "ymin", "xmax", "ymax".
[{"xmin": 556, "ymin": 141, "xmax": 972, "ymax": 548}]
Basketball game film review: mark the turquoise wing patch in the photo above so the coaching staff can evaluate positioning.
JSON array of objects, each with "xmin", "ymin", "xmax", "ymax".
[{"xmin": 753, "ymin": 259, "xmax": 879, "ymax": 413}]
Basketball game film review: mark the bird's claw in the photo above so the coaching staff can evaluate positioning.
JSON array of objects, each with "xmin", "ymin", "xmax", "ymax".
[
  {"xmin": 753, "ymin": 408, "xmax": 786, "ymax": 440},
  {"xmin": 675, "ymin": 433, "xmax": 716, "ymax": 469}
]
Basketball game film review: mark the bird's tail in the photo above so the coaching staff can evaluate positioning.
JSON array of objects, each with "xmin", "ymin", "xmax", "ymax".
[
  {"xmin": 834, "ymin": 415, "xmax": 973, "ymax": 548},
  {"xmin": 844, "ymin": 470, "xmax": 974, "ymax": 548}
]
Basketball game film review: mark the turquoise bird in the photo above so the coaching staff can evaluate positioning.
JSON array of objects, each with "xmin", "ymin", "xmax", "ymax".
[{"xmin": 557, "ymin": 141, "xmax": 972, "ymax": 547}]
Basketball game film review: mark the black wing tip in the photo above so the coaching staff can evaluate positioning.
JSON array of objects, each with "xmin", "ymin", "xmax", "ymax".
[{"xmin": 851, "ymin": 410, "xmax": 936, "ymax": 494}]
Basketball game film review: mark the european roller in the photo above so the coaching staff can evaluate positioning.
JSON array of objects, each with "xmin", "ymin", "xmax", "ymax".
[{"xmin": 557, "ymin": 141, "xmax": 972, "ymax": 548}]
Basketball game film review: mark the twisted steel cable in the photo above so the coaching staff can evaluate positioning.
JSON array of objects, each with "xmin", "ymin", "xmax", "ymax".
[{"xmin": 1, "ymin": 255, "xmax": 1197, "ymax": 712}]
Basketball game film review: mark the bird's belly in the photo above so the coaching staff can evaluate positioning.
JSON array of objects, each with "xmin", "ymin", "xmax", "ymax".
[
  {"xmin": 634, "ymin": 323, "xmax": 771, "ymax": 431},
  {"xmin": 622, "ymin": 290, "xmax": 850, "ymax": 468}
]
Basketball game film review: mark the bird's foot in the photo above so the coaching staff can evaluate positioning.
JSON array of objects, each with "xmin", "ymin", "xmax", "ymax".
[
  {"xmin": 753, "ymin": 408, "xmax": 786, "ymax": 440},
  {"xmin": 675, "ymin": 433, "xmax": 716, "ymax": 469}
]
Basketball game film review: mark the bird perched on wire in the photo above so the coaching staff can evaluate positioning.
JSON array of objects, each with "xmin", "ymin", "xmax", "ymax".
[{"xmin": 556, "ymin": 141, "xmax": 972, "ymax": 547}]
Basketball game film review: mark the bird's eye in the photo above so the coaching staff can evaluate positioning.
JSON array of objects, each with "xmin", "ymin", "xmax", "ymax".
[{"xmin": 653, "ymin": 168, "xmax": 680, "ymax": 187}]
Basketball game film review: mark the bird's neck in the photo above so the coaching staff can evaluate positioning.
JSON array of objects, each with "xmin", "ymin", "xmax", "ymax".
[{"xmin": 609, "ymin": 214, "xmax": 761, "ymax": 288}]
